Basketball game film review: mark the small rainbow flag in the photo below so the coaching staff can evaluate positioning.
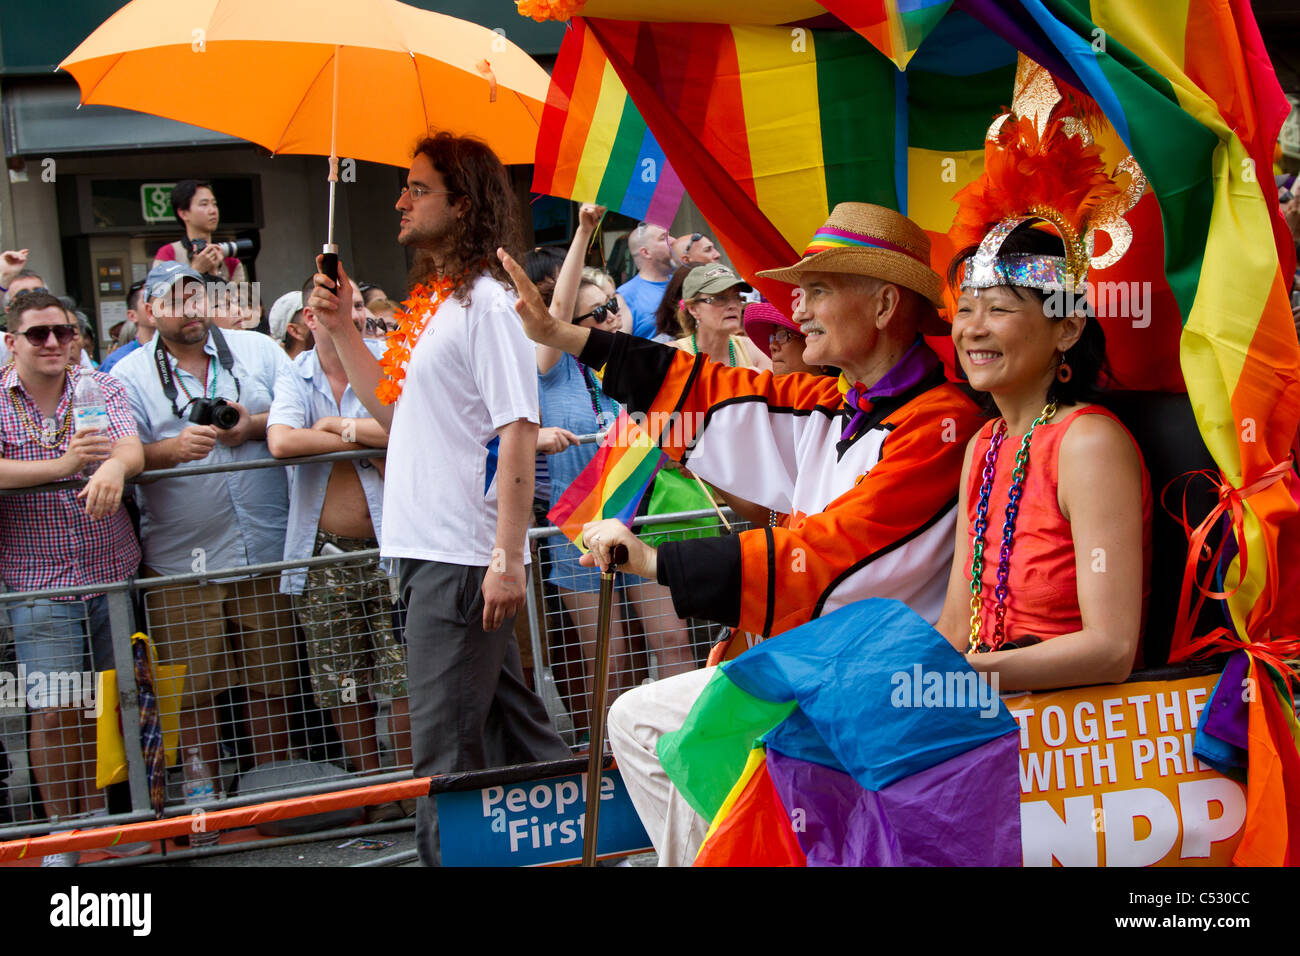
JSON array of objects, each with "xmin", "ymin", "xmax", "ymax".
[
  {"xmin": 547, "ymin": 410, "xmax": 663, "ymax": 550},
  {"xmin": 532, "ymin": 19, "xmax": 685, "ymax": 228}
]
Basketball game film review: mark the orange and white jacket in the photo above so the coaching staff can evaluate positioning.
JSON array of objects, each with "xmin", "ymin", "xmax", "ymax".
[{"xmin": 580, "ymin": 330, "xmax": 985, "ymax": 637}]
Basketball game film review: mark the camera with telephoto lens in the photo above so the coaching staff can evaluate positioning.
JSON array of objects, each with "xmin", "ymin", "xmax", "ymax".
[
  {"xmin": 188, "ymin": 397, "xmax": 240, "ymax": 430},
  {"xmin": 189, "ymin": 237, "xmax": 255, "ymax": 258}
]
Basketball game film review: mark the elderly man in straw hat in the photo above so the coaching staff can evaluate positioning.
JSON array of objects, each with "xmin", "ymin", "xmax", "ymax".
[{"xmin": 500, "ymin": 202, "xmax": 985, "ymax": 865}]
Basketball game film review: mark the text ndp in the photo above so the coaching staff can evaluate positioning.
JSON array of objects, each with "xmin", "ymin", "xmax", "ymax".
[
  {"xmin": 481, "ymin": 775, "xmax": 613, "ymax": 853},
  {"xmin": 1010, "ymin": 676, "xmax": 1246, "ymax": 866}
]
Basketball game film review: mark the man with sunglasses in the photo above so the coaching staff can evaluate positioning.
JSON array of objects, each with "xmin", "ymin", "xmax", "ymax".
[
  {"xmin": 0, "ymin": 275, "xmax": 95, "ymax": 372},
  {"xmin": 671, "ymin": 232, "xmax": 723, "ymax": 267},
  {"xmin": 0, "ymin": 290, "xmax": 143, "ymax": 852},
  {"xmin": 111, "ymin": 261, "xmax": 300, "ymax": 796}
]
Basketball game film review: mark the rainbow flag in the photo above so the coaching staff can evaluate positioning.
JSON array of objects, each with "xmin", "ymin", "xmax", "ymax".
[
  {"xmin": 532, "ymin": 19, "xmax": 685, "ymax": 228},
  {"xmin": 659, "ymin": 600, "xmax": 1022, "ymax": 866},
  {"xmin": 547, "ymin": 410, "xmax": 663, "ymax": 550},
  {"xmin": 574, "ymin": 15, "xmax": 1015, "ymax": 316}
]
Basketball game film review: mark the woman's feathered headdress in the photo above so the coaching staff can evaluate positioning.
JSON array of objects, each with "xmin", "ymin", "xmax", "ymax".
[{"xmin": 949, "ymin": 56, "xmax": 1147, "ymax": 293}]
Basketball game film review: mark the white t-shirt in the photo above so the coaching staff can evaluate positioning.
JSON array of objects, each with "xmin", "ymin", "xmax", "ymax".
[{"xmin": 381, "ymin": 273, "xmax": 539, "ymax": 566}]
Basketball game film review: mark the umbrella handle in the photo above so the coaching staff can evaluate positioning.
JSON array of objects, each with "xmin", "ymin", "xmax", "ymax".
[{"xmin": 321, "ymin": 245, "xmax": 339, "ymax": 286}]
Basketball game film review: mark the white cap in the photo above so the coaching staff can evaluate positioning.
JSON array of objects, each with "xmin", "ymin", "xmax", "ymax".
[{"xmin": 268, "ymin": 291, "xmax": 303, "ymax": 342}]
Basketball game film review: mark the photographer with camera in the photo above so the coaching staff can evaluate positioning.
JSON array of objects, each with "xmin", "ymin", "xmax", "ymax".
[
  {"xmin": 110, "ymin": 261, "xmax": 300, "ymax": 794},
  {"xmin": 150, "ymin": 180, "xmax": 251, "ymax": 284}
]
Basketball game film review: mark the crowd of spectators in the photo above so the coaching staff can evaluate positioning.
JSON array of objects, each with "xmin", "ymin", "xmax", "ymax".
[{"xmin": 0, "ymin": 191, "xmax": 783, "ymax": 861}]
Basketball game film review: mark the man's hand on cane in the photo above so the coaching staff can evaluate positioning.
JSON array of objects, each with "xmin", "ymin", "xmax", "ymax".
[{"xmin": 579, "ymin": 519, "xmax": 655, "ymax": 578}]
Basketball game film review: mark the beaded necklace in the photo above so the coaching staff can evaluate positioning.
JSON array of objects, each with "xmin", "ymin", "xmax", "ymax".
[
  {"xmin": 575, "ymin": 360, "xmax": 605, "ymax": 422},
  {"xmin": 173, "ymin": 354, "xmax": 218, "ymax": 401},
  {"xmin": 967, "ymin": 401, "xmax": 1057, "ymax": 653},
  {"xmin": 7, "ymin": 366, "xmax": 76, "ymax": 448},
  {"xmin": 690, "ymin": 333, "xmax": 737, "ymax": 367}
]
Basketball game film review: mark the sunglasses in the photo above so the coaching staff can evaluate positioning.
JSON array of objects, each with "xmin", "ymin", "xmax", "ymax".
[
  {"xmin": 16, "ymin": 324, "xmax": 78, "ymax": 346},
  {"xmin": 769, "ymin": 327, "xmax": 795, "ymax": 347},
  {"xmin": 684, "ymin": 232, "xmax": 704, "ymax": 253},
  {"xmin": 574, "ymin": 296, "xmax": 620, "ymax": 324}
]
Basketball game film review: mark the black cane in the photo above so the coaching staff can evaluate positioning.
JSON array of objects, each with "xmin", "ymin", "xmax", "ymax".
[{"xmin": 582, "ymin": 542, "xmax": 627, "ymax": 866}]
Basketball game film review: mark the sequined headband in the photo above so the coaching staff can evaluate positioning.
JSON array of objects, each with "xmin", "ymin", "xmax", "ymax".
[{"xmin": 961, "ymin": 217, "xmax": 1074, "ymax": 293}]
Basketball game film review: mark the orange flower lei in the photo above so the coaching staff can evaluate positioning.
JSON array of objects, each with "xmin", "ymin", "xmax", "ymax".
[
  {"xmin": 515, "ymin": 0, "xmax": 586, "ymax": 22},
  {"xmin": 375, "ymin": 277, "xmax": 458, "ymax": 405}
]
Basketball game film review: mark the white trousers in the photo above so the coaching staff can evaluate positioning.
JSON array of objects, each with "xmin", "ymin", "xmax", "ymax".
[{"xmin": 608, "ymin": 666, "xmax": 715, "ymax": 867}]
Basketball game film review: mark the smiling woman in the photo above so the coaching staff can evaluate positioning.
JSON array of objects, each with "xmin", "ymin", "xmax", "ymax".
[{"xmin": 930, "ymin": 221, "xmax": 1154, "ymax": 692}]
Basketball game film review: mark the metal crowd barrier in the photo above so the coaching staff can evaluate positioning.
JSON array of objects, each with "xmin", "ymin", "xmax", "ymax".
[{"xmin": 0, "ymin": 448, "xmax": 741, "ymax": 861}]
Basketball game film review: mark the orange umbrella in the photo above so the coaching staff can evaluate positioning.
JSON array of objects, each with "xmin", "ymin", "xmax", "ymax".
[{"xmin": 60, "ymin": 0, "xmax": 551, "ymax": 267}]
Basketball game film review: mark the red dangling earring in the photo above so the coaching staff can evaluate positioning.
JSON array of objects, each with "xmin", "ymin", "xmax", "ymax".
[{"xmin": 1056, "ymin": 356, "xmax": 1072, "ymax": 383}]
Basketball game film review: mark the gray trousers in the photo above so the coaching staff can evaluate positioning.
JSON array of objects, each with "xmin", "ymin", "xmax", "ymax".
[{"xmin": 398, "ymin": 559, "xmax": 570, "ymax": 866}]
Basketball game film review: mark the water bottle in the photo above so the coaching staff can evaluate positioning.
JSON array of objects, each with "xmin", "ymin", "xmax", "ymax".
[
  {"xmin": 72, "ymin": 368, "xmax": 109, "ymax": 476},
  {"xmin": 182, "ymin": 747, "xmax": 220, "ymax": 848}
]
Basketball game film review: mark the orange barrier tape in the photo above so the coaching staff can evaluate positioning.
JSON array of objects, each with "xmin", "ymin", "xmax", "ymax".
[{"xmin": 0, "ymin": 777, "xmax": 431, "ymax": 863}]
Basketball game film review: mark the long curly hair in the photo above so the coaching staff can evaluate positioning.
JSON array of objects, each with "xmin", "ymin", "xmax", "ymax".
[{"xmin": 407, "ymin": 132, "xmax": 524, "ymax": 303}]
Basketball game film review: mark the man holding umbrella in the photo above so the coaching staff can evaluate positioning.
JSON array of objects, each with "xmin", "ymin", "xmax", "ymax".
[{"xmin": 307, "ymin": 132, "xmax": 569, "ymax": 866}]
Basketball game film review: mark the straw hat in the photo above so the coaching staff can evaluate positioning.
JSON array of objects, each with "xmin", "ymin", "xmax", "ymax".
[{"xmin": 756, "ymin": 203, "xmax": 942, "ymax": 306}]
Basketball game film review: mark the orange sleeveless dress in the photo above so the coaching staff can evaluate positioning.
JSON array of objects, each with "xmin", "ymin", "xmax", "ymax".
[{"xmin": 963, "ymin": 405, "xmax": 1152, "ymax": 650}]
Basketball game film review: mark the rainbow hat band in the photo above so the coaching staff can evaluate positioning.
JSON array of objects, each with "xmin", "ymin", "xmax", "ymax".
[{"xmin": 757, "ymin": 203, "xmax": 943, "ymax": 306}]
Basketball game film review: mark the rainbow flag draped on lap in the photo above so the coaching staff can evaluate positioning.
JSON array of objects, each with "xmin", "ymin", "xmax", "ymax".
[{"xmin": 659, "ymin": 600, "xmax": 1022, "ymax": 866}]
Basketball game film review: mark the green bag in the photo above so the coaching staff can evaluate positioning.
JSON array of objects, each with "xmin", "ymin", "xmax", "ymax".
[{"xmin": 640, "ymin": 466, "xmax": 722, "ymax": 547}]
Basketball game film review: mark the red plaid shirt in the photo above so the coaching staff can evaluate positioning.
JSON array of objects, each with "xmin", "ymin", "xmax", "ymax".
[{"xmin": 0, "ymin": 364, "xmax": 142, "ymax": 596}]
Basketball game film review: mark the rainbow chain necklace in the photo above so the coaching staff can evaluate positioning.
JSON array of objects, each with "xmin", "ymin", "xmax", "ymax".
[
  {"xmin": 967, "ymin": 401, "xmax": 1057, "ymax": 653},
  {"xmin": 576, "ymin": 361, "xmax": 605, "ymax": 420}
]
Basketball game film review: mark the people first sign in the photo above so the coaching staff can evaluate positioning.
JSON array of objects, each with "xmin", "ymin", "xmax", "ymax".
[
  {"xmin": 1006, "ymin": 674, "xmax": 1245, "ymax": 866},
  {"xmin": 436, "ymin": 769, "xmax": 652, "ymax": 866}
]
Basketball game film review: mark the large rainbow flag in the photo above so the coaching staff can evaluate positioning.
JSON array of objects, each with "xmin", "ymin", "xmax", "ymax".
[
  {"xmin": 659, "ymin": 599, "xmax": 1022, "ymax": 866},
  {"xmin": 532, "ymin": 18, "xmax": 685, "ymax": 227}
]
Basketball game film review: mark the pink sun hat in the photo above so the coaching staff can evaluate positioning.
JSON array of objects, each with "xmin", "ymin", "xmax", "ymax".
[{"xmin": 743, "ymin": 301, "xmax": 802, "ymax": 358}]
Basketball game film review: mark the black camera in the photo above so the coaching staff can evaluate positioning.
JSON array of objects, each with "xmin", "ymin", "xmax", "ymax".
[
  {"xmin": 188, "ymin": 397, "xmax": 240, "ymax": 430},
  {"xmin": 190, "ymin": 237, "xmax": 256, "ymax": 258}
]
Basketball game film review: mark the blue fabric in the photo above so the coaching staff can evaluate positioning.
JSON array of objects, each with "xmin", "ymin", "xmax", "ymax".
[
  {"xmin": 616, "ymin": 275, "xmax": 669, "ymax": 339},
  {"xmin": 721, "ymin": 598, "xmax": 1017, "ymax": 791},
  {"xmin": 538, "ymin": 353, "xmax": 622, "ymax": 593},
  {"xmin": 99, "ymin": 340, "xmax": 141, "ymax": 375}
]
